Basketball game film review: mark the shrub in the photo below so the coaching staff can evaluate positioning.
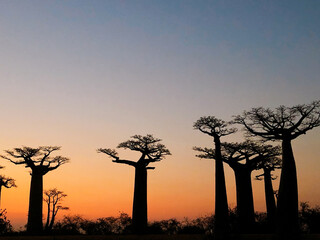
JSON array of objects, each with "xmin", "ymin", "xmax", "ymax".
[{"xmin": 0, "ymin": 209, "xmax": 13, "ymax": 235}]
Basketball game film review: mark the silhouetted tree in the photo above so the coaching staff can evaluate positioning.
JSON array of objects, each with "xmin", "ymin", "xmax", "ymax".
[
  {"xmin": 255, "ymin": 156, "xmax": 281, "ymax": 231},
  {"xmin": 0, "ymin": 175, "xmax": 17, "ymax": 209},
  {"xmin": 0, "ymin": 209, "xmax": 12, "ymax": 234},
  {"xmin": 80, "ymin": 213, "xmax": 132, "ymax": 235},
  {"xmin": 98, "ymin": 134, "xmax": 171, "ymax": 234},
  {"xmin": 44, "ymin": 188, "xmax": 69, "ymax": 232},
  {"xmin": 1, "ymin": 146, "xmax": 69, "ymax": 234},
  {"xmin": 53, "ymin": 215, "xmax": 84, "ymax": 235},
  {"xmin": 234, "ymin": 100, "xmax": 320, "ymax": 238},
  {"xmin": 0, "ymin": 166, "xmax": 17, "ymax": 209},
  {"xmin": 193, "ymin": 116, "xmax": 236, "ymax": 238},
  {"xmin": 299, "ymin": 202, "xmax": 320, "ymax": 234},
  {"xmin": 194, "ymin": 140, "xmax": 280, "ymax": 233}
]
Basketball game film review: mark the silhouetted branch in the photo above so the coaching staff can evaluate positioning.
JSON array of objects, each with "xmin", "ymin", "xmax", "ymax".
[
  {"xmin": 233, "ymin": 100, "xmax": 320, "ymax": 140},
  {"xmin": 193, "ymin": 146, "xmax": 216, "ymax": 159},
  {"xmin": 97, "ymin": 148, "xmax": 137, "ymax": 166},
  {"xmin": 193, "ymin": 116, "xmax": 237, "ymax": 138},
  {"xmin": 0, "ymin": 175, "xmax": 17, "ymax": 188},
  {"xmin": 1, "ymin": 146, "xmax": 69, "ymax": 175}
]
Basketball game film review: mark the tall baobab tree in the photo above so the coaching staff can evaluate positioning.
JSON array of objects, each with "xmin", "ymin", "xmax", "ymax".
[
  {"xmin": 193, "ymin": 116, "xmax": 236, "ymax": 238},
  {"xmin": 194, "ymin": 140, "xmax": 281, "ymax": 233},
  {"xmin": 255, "ymin": 156, "xmax": 281, "ymax": 231},
  {"xmin": 1, "ymin": 146, "xmax": 69, "ymax": 234},
  {"xmin": 44, "ymin": 188, "xmax": 69, "ymax": 232},
  {"xmin": 98, "ymin": 134, "xmax": 171, "ymax": 234},
  {"xmin": 234, "ymin": 100, "xmax": 320, "ymax": 238}
]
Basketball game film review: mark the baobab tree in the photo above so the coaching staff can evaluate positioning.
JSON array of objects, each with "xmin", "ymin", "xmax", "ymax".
[
  {"xmin": 193, "ymin": 116, "xmax": 237, "ymax": 238},
  {"xmin": 44, "ymin": 188, "xmax": 69, "ymax": 232},
  {"xmin": 0, "ymin": 175, "xmax": 17, "ymax": 209},
  {"xmin": 194, "ymin": 140, "xmax": 281, "ymax": 233},
  {"xmin": 255, "ymin": 156, "xmax": 281, "ymax": 231},
  {"xmin": 234, "ymin": 100, "xmax": 320, "ymax": 238},
  {"xmin": 98, "ymin": 134, "xmax": 171, "ymax": 234},
  {"xmin": 1, "ymin": 146, "xmax": 69, "ymax": 234}
]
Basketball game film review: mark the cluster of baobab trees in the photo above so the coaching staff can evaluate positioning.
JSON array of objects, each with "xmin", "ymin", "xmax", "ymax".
[
  {"xmin": 193, "ymin": 100, "xmax": 320, "ymax": 239},
  {"xmin": 0, "ymin": 100, "xmax": 319, "ymax": 238}
]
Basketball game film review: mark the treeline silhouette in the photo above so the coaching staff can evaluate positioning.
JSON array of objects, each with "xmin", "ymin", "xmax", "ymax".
[
  {"xmin": 0, "ymin": 204, "xmax": 319, "ymax": 236},
  {"xmin": 0, "ymin": 100, "xmax": 319, "ymax": 239}
]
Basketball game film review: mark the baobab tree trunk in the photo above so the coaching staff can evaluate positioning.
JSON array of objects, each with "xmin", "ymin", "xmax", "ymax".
[
  {"xmin": 234, "ymin": 169, "xmax": 255, "ymax": 233},
  {"xmin": 27, "ymin": 172, "xmax": 43, "ymax": 234},
  {"xmin": 263, "ymin": 169, "xmax": 276, "ymax": 231},
  {"xmin": 276, "ymin": 139, "xmax": 299, "ymax": 239},
  {"xmin": 214, "ymin": 138, "xmax": 229, "ymax": 238},
  {"xmin": 132, "ymin": 166, "xmax": 147, "ymax": 234}
]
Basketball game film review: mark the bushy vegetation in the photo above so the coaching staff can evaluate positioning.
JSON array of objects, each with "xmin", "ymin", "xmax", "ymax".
[
  {"xmin": 0, "ymin": 203, "xmax": 319, "ymax": 236},
  {"xmin": 0, "ymin": 210, "xmax": 13, "ymax": 234},
  {"xmin": 52, "ymin": 213, "xmax": 132, "ymax": 235},
  {"xmin": 49, "ymin": 213, "xmax": 214, "ymax": 235},
  {"xmin": 299, "ymin": 202, "xmax": 320, "ymax": 234},
  {"xmin": 30, "ymin": 203, "xmax": 317, "ymax": 236}
]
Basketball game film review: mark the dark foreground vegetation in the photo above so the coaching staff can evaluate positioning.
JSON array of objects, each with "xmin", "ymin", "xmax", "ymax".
[{"xmin": 0, "ymin": 203, "xmax": 320, "ymax": 239}]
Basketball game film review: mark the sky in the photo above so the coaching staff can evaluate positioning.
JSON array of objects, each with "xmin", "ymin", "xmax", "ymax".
[{"xmin": 0, "ymin": 0, "xmax": 319, "ymax": 229}]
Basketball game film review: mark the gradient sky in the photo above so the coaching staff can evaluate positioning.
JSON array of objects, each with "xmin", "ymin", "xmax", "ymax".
[{"xmin": 0, "ymin": 0, "xmax": 319, "ymax": 228}]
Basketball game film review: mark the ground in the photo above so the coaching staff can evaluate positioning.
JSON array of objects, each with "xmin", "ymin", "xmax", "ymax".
[{"xmin": 0, "ymin": 235, "xmax": 319, "ymax": 240}]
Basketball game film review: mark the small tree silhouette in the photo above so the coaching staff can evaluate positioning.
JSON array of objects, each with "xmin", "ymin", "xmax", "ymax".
[
  {"xmin": 98, "ymin": 134, "xmax": 171, "ymax": 234},
  {"xmin": 193, "ymin": 116, "xmax": 237, "ymax": 238},
  {"xmin": 255, "ymin": 156, "xmax": 281, "ymax": 231},
  {"xmin": 234, "ymin": 100, "xmax": 320, "ymax": 238},
  {"xmin": 0, "ymin": 166, "xmax": 17, "ymax": 209},
  {"xmin": 0, "ymin": 175, "xmax": 17, "ymax": 209},
  {"xmin": 194, "ymin": 140, "xmax": 281, "ymax": 233},
  {"xmin": 44, "ymin": 188, "xmax": 69, "ymax": 232},
  {"xmin": 1, "ymin": 146, "xmax": 69, "ymax": 234}
]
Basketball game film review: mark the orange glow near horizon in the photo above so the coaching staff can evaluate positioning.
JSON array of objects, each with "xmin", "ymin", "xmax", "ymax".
[{"xmin": 1, "ymin": 128, "xmax": 319, "ymax": 229}]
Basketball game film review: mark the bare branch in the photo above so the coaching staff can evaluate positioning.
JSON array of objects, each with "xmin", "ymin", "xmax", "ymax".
[
  {"xmin": 193, "ymin": 116, "xmax": 237, "ymax": 138},
  {"xmin": 234, "ymin": 100, "xmax": 320, "ymax": 140},
  {"xmin": 97, "ymin": 148, "xmax": 119, "ymax": 160},
  {"xmin": 0, "ymin": 175, "xmax": 17, "ymax": 188},
  {"xmin": 99, "ymin": 134, "xmax": 170, "ymax": 168},
  {"xmin": 2, "ymin": 146, "xmax": 69, "ymax": 175}
]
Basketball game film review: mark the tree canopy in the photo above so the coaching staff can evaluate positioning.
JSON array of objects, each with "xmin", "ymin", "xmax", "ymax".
[
  {"xmin": 233, "ymin": 100, "xmax": 320, "ymax": 140},
  {"xmin": 1, "ymin": 146, "xmax": 69, "ymax": 174}
]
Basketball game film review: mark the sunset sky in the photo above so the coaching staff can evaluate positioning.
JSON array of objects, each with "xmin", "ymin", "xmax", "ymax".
[{"xmin": 0, "ymin": 0, "xmax": 319, "ymax": 228}]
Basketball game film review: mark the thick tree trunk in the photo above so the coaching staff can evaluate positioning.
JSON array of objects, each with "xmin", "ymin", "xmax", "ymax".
[
  {"xmin": 132, "ymin": 166, "xmax": 147, "ymax": 234},
  {"xmin": 27, "ymin": 172, "xmax": 43, "ymax": 234},
  {"xmin": 234, "ymin": 169, "xmax": 255, "ymax": 233},
  {"xmin": 214, "ymin": 138, "xmax": 229, "ymax": 238},
  {"xmin": 276, "ymin": 139, "xmax": 299, "ymax": 239},
  {"xmin": 263, "ymin": 169, "xmax": 276, "ymax": 231}
]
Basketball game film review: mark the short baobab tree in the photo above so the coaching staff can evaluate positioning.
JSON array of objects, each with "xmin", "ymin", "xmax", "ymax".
[
  {"xmin": 194, "ymin": 140, "xmax": 281, "ymax": 232},
  {"xmin": 98, "ymin": 134, "xmax": 171, "ymax": 234},
  {"xmin": 44, "ymin": 188, "xmax": 69, "ymax": 232},
  {"xmin": 0, "ymin": 173, "xmax": 17, "ymax": 209},
  {"xmin": 1, "ymin": 146, "xmax": 69, "ymax": 234},
  {"xmin": 234, "ymin": 100, "xmax": 320, "ymax": 237},
  {"xmin": 255, "ymin": 156, "xmax": 281, "ymax": 230},
  {"xmin": 193, "ymin": 116, "xmax": 237, "ymax": 238}
]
